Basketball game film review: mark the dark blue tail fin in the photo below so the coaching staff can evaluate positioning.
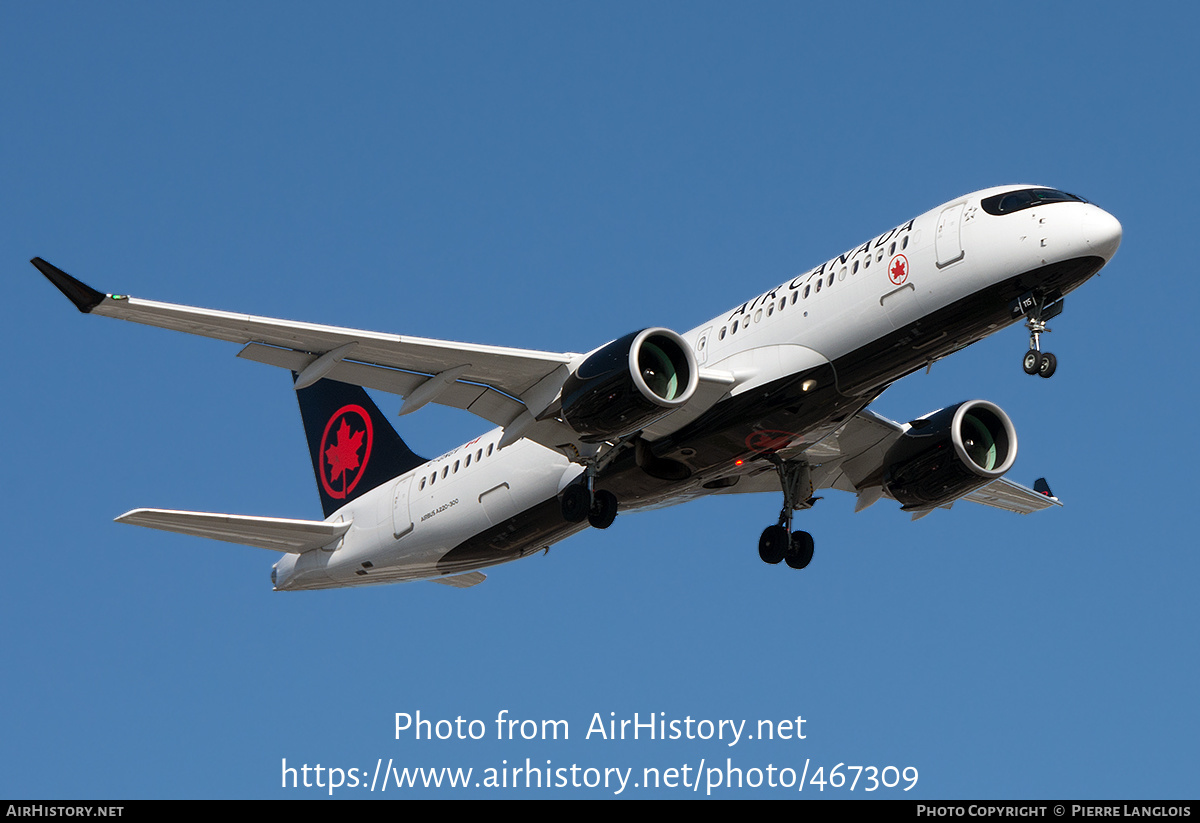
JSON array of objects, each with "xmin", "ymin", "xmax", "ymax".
[
  {"xmin": 295, "ymin": 377, "xmax": 429, "ymax": 518},
  {"xmin": 1033, "ymin": 477, "xmax": 1056, "ymax": 499}
]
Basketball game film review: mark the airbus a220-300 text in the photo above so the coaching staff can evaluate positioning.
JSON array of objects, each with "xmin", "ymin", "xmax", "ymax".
[{"xmin": 33, "ymin": 185, "xmax": 1121, "ymax": 590}]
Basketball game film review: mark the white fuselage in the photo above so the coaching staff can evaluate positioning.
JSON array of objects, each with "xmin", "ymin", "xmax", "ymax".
[{"xmin": 272, "ymin": 186, "xmax": 1122, "ymax": 590}]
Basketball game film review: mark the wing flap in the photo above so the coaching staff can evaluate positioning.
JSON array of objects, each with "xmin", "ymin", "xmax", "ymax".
[
  {"xmin": 960, "ymin": 478, "xmax": 1063, "ymax": 514},
  {"xmin": 101, "ymin": 294, "xmax": 573, "ymax": 396},
  {"xmin": 428, "ymin": 572, "xmax": 487, "ymax": 588},
  {"xmin": 32, "ymin": 259, "xmax": 575, "ymax": 402},
  {"xmin": 238, "ymin": 342, "xmax": 525, "ymax": 426},
  {"xmin": 115, "ymin": 508, "xmax": 352, "ymax": 553}
]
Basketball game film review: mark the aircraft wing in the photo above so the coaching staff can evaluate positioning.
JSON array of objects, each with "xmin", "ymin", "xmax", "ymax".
[
  {"xmin": 957, "ymin": 478, "xmax": 1061, "ymax": 514},
  {"xmin": 33, "ymin": 258, "xmax": 736, "ymax": 455},
  {"xmin": 708, "ymin": 408, "xmax": 1061, "ymax": 515},
  {"xmin": 429, "ymin": 572, "xmax": 487, "ymax": 588},
  {"xmin": 811, "ymin": 409, "xmax": 1062, "ymax": 515},
  {"xmin": 32, "ymin": 257, "xmax": 575, "ymax": 428},
  {"xmin": 116, "ymin": 509, "xmax": 352, "ymax": 553}
]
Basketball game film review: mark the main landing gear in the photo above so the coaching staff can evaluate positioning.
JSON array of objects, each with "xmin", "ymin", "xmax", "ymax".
[
  {"xmin": 758, "ymin": 457, "xmax": 816, "ymax": 570},
  {"xmin": 1020, "ymin": 298, "xmax": 1062, "ymax": 379},
  {"xmin": 560, "ymin": 480, "xmax": 618, "ymax": 530}
]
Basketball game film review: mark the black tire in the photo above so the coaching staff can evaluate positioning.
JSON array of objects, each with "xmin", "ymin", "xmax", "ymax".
[
  {"xmin": 587, "ymin": 490, "xmax": 618, "ymax": 529},
  {"xmin": 560, "ymin": 484, "xmax": 591, "ymax": 523},
  {"xmin": 1037, "ymin": 351, "xmax": 1057, "ymax": 379},
  {"xmin": 785, "ymin": 530, "xmax": 815, "ymax": 570},
  {"xmin": 1022, "ymin": 349, "xmax": 1043, "ymax": 375},
  {"xmin": 758, "ymin": 526, "xmax": 788, "ymax": 564}
]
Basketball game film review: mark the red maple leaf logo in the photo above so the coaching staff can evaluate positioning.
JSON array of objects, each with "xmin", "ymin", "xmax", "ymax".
[
  {"xmin": 889, "ymin": 254, "xmax": 908, "ymax": 285},
  {"xmin": 745, "ymin": 429, "xmax": 795, "ymax": 454},
  {"xmin": 318, "ymin": 405, "xmax": 373, "ymax": 499},
  {"xmin": 325, "ymin": 418, "xmax": 364, "ymax": 488}
]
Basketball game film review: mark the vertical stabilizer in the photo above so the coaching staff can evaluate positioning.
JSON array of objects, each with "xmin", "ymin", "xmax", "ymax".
[{"xmin": 294, "ymin": 378, "xmax": 428, "ymax": 518}]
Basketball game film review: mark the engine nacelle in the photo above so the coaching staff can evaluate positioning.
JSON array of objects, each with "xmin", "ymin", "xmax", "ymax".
[
  {"xmin": 882, "ymin": 400, "xmax": 1018, "ymax": 510},
  {"xmin": 560, "ymin": 328, "xmax": 699, "ymax": 442}
]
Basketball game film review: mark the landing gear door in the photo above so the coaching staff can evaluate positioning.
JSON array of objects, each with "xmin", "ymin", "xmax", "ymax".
[
  {"xmin": 392, "ymin": 477, "xmax": 414, "ymax": 539},
  {"xmin": 935, "ymin": 203, "xmax": 965, "ymax": 268},
  {"xmin": 480, "ymin": 483, "xmax": 517, "ymax": 527}
]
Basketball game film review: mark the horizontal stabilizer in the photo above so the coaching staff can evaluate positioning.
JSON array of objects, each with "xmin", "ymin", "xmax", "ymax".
[
  {"xmin": 115, "ymin": 508, "xmax": 351, "ymax": 553},
  {"xmin": 428, "ymin": 572, "xmax": 487, "ymax": 588}
]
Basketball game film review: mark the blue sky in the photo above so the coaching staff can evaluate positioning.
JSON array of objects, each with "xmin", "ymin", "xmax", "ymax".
[{"xmin": 3, "ymin": 2, "xmax": 1198, "ymax": 799}]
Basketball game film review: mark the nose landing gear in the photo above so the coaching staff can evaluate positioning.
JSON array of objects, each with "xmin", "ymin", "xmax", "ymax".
[
  {"xmin": 1016, "ymin": 295, "xmax": 1063, "ymax": 379},
  {"xmin": 758, "ymin": 457, "xmax": 817, "ymax": 570},
  {"xmin": 1022, "ymin": 347, "xmax": 1057, "ymax": 379}
]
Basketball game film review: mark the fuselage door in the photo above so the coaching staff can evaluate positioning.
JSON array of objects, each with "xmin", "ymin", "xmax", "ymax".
[
  {"xmin": 935, "ymin": 203, "xmax": 966, "ymax": 268},
  {"xmin": 392, "ymin": 476, "xmax": 414, "ymax": 539}
]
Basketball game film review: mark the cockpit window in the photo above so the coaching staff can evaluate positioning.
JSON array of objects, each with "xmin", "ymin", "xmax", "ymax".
[{"xmin": 981, "ymin": 188, "xmax": 1088, "ymax": 216}]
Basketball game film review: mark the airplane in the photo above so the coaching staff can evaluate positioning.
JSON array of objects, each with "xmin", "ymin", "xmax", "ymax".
[{"xmin": 31, "ymin": 184, "xmax": 1122, "ymax": 591}]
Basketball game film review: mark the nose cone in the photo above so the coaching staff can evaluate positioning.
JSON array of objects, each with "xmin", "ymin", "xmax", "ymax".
[{"xmin": 1085, "ymin": 207, "xmax": 1122, "ymax": 261}]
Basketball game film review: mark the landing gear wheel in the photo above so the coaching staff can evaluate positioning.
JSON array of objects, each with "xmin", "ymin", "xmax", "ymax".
[
  {"xmin": 587, "ymin": 490, "xmax": 618, "ymax": 529},
  {"xmin": 758, "ymin": 525, "xmax": 788, "ymax": 565},
  {"xmin": 1021, "ymin": 296, "xmax": 1063, "ymax": 377},
  {"xmin": 1037, "ymin": 351, "xmax": 1057, "ymax": 379},
  {"xmin": 1022, "ymin": 349, "xmax": 1043, "ymax": 375},
  {"xmin": 758, "ymin": 457, "xmax": 817, "ymax": 569},
  {"xmin": 560, "ymin": 484, "xmax": 591, "ymax": 523},
  {"xmin": 785, "ymin": 530, "xmax": 814, "ymax": 570}
]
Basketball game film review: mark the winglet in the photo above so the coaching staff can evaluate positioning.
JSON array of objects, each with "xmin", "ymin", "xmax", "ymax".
[
  {"xmin": 1033, "ymin": 477, "xmax": 1059, "ymax": 501},
  {"xmin": 30, "ymin": 258, "xmax": 108, "ymax": 313}
]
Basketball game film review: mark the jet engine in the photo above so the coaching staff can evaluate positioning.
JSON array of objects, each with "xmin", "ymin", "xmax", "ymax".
[
  {"xmin": 560, "ymin": 328, "xmax": 698, "ymax": 442},
  {"xmin": 882, "ymin": 400, "xmax": 1018, "ymax": 510}
]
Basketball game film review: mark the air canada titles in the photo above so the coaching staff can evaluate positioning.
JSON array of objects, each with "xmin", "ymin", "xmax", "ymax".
[{"xmin": 727, "ymin": 218, "xmax": 915, "ymax": 323}]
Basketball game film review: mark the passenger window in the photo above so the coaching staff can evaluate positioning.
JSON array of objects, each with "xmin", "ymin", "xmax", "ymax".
[
  {"xmin": 476, "ymin": 449, "xmax": 483, "ymax": 461},
  {"xmin": 902, "ymin": 235, "xmax": 909, "ymax": 250}
]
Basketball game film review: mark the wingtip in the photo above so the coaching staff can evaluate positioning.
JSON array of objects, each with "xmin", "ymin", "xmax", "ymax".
[
  {"xmin": 1033, "ymin": 477, "xmax": 1059, "ymax": 501},
  {"xmin": 30, "ymin": 257, "xmax": 107, "ymax": 313}
]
